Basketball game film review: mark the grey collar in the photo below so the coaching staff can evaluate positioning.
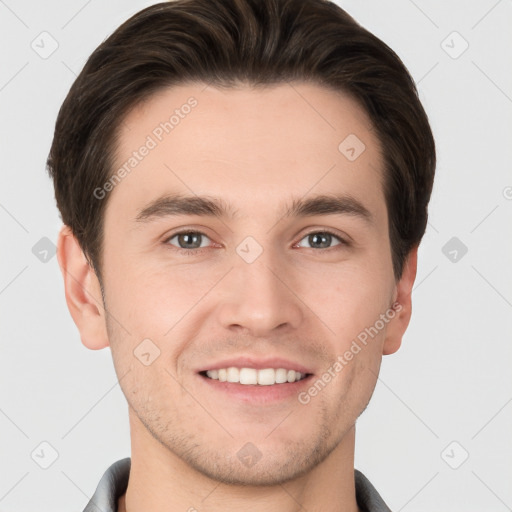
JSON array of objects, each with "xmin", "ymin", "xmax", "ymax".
[{"xmin": 83, "ymin": 458, "xmax": 392, "ymax": 512}]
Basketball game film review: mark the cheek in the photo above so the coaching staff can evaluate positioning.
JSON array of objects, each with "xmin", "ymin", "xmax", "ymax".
[
  {"xmin": 322, "ymin": 267, "xmax": 394, "ymax": 339},
  {"xmin": 103, "ymin": 249, "xmax": 217, "ymax": 335},
  {"xmin": 103, "ymin": 234, "xmax": 394, "ymax": 351}
]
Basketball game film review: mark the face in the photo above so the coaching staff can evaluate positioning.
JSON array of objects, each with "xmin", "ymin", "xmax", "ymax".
[{"xmin": 82, "ymin": 82, "xmax": 413, "ymax": 485}]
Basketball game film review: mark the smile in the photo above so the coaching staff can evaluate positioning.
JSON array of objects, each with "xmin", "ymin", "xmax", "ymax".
[{"xmin": 201, "ymin": 367, "xmax": 310, "ymax": 385}]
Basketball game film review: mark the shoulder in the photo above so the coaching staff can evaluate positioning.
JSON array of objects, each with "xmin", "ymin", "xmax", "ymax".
[
  {"xmin": 355, "ymin": 469, "xmax": 392, "ymax": 512},
  {"xmin": 82, "ymin": 458, "xmax": 131, "ymax": 512}
]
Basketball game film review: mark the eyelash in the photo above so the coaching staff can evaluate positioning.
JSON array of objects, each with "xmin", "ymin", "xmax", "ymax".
[{"xmin": 163, "ymin": 229, "xmax": 349, "ymax": 256}]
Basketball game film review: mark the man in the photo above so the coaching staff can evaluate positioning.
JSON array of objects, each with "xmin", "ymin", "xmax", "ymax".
[{"xmin": 48, "ymin": 0, "xmax": 436, "ymax": 510}]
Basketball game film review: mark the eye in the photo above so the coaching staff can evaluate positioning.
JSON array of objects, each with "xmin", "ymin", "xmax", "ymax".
[
  {"xmin": 162, "ymin": 229, "xmax": 348, "ymax": 255},
  {"xmin": 295, "ymin": 230, "xmax": 346, "ymax": 250},
  {"xmin": 164, "ymin": 231, "xmax": 212, "ymax": 252}
]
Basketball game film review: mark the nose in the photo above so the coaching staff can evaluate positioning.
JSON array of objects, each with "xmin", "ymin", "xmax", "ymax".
[{"xmin": 216, "ymin": 249, "xmax": 304, "ymax": 337}]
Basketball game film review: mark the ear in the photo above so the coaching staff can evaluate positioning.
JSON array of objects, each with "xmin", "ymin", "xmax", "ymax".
[
  {"xmin": 56, "ymin": 224, "xmax": 110, "ymax": 350},
  {"xmin": 382, "ymin": 245, "xmax": 418, "ymax": 355}
]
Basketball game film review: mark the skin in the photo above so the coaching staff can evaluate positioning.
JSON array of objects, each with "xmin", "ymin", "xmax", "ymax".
[{"xmin": 57, "ymin": 82, "xmax": 417, "ymax": 512}]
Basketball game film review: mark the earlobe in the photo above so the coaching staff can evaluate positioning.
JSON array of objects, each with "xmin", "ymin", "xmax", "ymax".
[
  {"xmin": 382, "ymin": 246, "xmax": 418, "ymax": 355},
  {"xmin": 56, "ymin": 225, "xmax": 110, "ymax": 350}
]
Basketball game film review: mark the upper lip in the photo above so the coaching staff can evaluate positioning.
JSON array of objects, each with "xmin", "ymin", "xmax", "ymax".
[{"xmin": 196, "ymin": 356, "xmax": 314, "ymax": 375}]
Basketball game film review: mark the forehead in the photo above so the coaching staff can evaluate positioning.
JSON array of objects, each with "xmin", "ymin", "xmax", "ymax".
[{"xmin": 106, "ymin": 82, "xmax": 385, "ymax": 224}]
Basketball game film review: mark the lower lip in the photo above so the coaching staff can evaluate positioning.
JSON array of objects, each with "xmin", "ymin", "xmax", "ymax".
[{"xmin": 198, "ymin": 373, "xmax": 313, "ymax": 404}]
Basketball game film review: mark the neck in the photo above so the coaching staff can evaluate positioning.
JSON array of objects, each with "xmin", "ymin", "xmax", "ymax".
[{"xmin": 119, "ymin": 411, "xmax": 360, "ymax": 512}]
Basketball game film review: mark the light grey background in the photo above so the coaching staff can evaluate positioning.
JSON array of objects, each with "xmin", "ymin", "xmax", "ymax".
[{"xmin": 1, "ymin": 1, "xmax": 511, "ymax": 511}]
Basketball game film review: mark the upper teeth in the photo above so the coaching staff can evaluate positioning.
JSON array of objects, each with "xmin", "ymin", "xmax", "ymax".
[{"xmin": 205, "ymin": 367, "xmax": 305, "ymax": 385}]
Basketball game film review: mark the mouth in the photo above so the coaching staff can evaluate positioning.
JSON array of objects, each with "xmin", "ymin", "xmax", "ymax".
[
  {"xmin": 199, "ymin": 367, "xmax": 312, "ymax": 385},
  {"xmin": 196, "ymin": 358, "xmax": 315, "ymax": 404},
  {"xmin": 198, "ymin": 368, "xmax": 313, "ymax": 404}
]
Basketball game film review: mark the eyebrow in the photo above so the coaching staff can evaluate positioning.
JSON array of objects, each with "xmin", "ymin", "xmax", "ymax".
[{"xmin": 134, "ymin": 192, "xmax": 373, "ymax": 225}]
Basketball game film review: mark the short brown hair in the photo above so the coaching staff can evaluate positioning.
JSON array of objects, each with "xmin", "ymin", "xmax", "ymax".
[{"xmin": 47, "ymin": 0, "xmax": 436, "ymax": 283}]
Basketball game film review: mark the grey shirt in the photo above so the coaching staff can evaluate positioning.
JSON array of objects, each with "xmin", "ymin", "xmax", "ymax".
[{"xmin": 83, "ymin": 458, "xmax": 392, "ymax": 512}]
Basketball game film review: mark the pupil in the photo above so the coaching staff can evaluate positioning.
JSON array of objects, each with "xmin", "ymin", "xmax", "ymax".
[
  {"xmin": 177, "ymin": 233, "xmax": 332, "ymax": 250},
  {"xmin": 180, "ymin": 233, "xmax": 200, "ymax": 248},
  {"xmin": 310, "ymin": 233, "xmax": 330, "ymax": 248}
]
